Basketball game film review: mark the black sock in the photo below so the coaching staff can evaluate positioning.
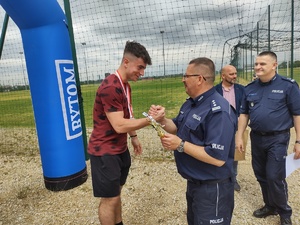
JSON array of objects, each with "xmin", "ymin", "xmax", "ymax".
[{"xmin": 116, "ymin": 222, "xmax": 123, "ymax": 225}]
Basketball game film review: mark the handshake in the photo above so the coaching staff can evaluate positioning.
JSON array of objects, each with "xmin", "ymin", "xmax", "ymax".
[
  {"xmin": 142, "ymin": 111, "xmax": 165, "ymax": 138},
  {"xmin": 143, "ymin": 105, "xmax": 182, "ymax": 152}
]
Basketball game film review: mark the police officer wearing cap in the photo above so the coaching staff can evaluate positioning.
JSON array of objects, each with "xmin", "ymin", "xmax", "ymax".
[
  {"xmin": 149, "ymin": 57, "xmax": 237, "ymax": 225},
  {"xmin": 236, "ymin": 51, "xmax": 300, "ymax": 225}
]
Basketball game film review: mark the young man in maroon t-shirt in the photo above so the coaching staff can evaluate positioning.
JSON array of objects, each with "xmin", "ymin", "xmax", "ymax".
[{"xmin": 88, "ymin": 41, "xmax": 154, "ymax": 225}]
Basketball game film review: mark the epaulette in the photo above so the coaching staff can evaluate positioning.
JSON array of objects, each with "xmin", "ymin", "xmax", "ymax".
[
  {"xmin": 282, "ymin": 77, "xmax": 295, "ymax": 83},
  {"xmin": 211, "ymin": 99, "xmax": 222, "ymax": 113}
]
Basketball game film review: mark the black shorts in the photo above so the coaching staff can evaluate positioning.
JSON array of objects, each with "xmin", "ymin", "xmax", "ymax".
[{"xmin": 89, "ymin": 149, "xmax": 131, "ymax": 197}]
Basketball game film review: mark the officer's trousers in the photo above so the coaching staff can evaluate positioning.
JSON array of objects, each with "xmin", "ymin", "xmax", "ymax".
[
  {"xmin": 186, "ymin": 178, "xmax": 234, "ymax": 225},
  {"xmin": 250, "ymin": 130, "xmax": 292, "ymax": 219}
]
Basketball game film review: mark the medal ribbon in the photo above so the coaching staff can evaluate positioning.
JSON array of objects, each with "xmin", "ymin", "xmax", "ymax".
[{"xmin": 115, "ymin": 70, "xmax": 134, "ymax": 118}]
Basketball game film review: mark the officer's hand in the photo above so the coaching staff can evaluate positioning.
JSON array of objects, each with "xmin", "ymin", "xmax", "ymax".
[
  {"xmin": 148, "ymin": 105, "xmax": 165, "ymax": 122},
  {"xmin": 160, "ymin": 133, "xmax": 181, "ymax": 151},
  {"xmin": 235, "ymin": 137, "xmax": 244, "ymax": 153},
  {"xmin": 294, "ymin": 143, "xmax": 300, "ymax": 160}
]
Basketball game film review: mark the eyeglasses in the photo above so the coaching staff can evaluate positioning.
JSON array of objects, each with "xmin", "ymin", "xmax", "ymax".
[{"xmin": 183, "ymin": 74, "xmax": 206, "ymax": 81}]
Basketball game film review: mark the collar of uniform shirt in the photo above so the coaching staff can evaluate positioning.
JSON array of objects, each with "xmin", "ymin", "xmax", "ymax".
[{"xmin": 258, "ymin": 74, "xmax": 277, "ymax": 85}]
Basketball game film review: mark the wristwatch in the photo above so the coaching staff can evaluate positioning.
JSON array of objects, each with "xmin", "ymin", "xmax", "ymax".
[
  {"xmin": 295, "ymin": 140, "xmax": 300, "ymax": 144},
  {"xmin": 176, "ymin": 140, "xmax": 185, "ymax": 153}
]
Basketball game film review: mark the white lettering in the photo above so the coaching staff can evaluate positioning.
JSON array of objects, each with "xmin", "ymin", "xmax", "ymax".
[
  {"xmin": 72, "ymin": 119, "xmax": 81, "ymax": 131},
  {"xmin": 68, "ymin": 96, "xmax": 80, "ymax": 120},
  {"xmin": 56, "ymin": 60, "xmax": 82, "ymax": 140},
  {"xmin": 66, "ymin": 84, "xmax": 77, "ymax": 95},
  {"xmin": 64, "ymin": 67, "xmax": 81, "ymax": 132},
  {"xmin": 212, "ymin": 106, "xmax": 221, "ymax": 111},
  {"xmin": 271, "ymin": 90, "xmax": 283, "ymax": 93},
  {"xmin": 64, "ymin": 67, "xmax": 75, "ymax": 83},
  {"xmin": 212, "ymin": 143, "xmax": 224, "ymax": 150},
  {"xmin": 192, "ymin": 114, "xmax": 201, "ymax": 121},
  {"xmin": 210, "ymin": 218, "xmax": 224, "ymax": 224},
  {"xmin": 198, "ymin": 96, "xmax": 204, "ymax": 101}
]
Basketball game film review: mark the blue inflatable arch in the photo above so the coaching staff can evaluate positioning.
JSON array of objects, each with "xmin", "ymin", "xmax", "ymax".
[{"xmin": 0, "ymin": 0, "xmax": 87, "ymax": 191}]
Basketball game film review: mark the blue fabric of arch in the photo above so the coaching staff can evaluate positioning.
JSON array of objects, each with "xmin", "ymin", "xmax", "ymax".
[{"xmin": 0, "ymin": 0, "xmax": 87, "ymax": 190}]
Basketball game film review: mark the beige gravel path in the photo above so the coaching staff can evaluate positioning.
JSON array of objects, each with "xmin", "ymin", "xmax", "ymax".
[{"xmin": 0, "ymin": 127, "xmax": 299, "ymax": 225}]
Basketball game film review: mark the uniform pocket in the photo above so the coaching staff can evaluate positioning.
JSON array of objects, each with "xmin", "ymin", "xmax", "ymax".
[
  {"xmin": 267, "ymin": 93, "xmax": 285, "ymax": 110},
  {"xmin": 274, "ymin": 151, "xmax": 286, "ymax": 162},
  {"xmin": 185, "ymin": 116, "xmax": 202, "ymax": 131},
  {"xmin": 247, "ymin": 95, "xmax": 260, "ymax": 111}
]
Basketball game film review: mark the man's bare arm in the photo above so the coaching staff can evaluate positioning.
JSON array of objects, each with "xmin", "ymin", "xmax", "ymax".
[{"xmin": 106, "ymin": 111, "xmax": 149, "ymax": 134}]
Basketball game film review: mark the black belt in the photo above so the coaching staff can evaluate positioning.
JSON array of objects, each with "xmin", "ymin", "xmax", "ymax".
[
  {"xmin": 188, "ymin": 177, "xmax": 231, "ymax": 185},
  {"xmin": 252, "ymin": 129, "xmax": 289, "ymax": 136}
]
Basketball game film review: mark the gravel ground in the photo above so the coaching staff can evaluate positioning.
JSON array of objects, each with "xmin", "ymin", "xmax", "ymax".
[{"xmin": 0, "ymin": 127, "xmax": 299, "ymax": 225}]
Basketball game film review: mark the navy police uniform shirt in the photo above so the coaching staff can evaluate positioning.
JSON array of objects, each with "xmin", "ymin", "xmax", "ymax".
[
  {"xmin": 240, "ymin": 74, "xmax": 300, "ymax": 132},
  {"xmin": 173, "ymin": 87, "xmax": 237, "ymax": 181}
]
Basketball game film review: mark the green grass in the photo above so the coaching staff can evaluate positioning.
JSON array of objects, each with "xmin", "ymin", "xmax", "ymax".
[
  {"xmin": 0, "ymin": 77, "xmax": 188, "ymax": 128},
  {"xmin": 0, "ymin": 91, "xmax": 35, "ymax": 127},
  {"xmin": 80, "ymin": 77, "xmax": 189, "ymax": 128},
  {"xmin": 278, "ymin": 67, "xmax": 300, "ymax": 79},
  {"xmin": 1, "ymin": 71, "xmax": 299, "ymax": 128},
  {"xmin": 131, "ymin": 77, "xmax": 188, "ymax": 116}
]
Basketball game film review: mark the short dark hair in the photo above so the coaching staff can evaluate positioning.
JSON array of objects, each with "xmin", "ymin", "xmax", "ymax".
[
  {"xmin": 258, "ymin": 51, "xmax": 277, "ymax": 61},
  {"xmin": 189, "ymin": 57, "xmax": 215, "ymax": 77},
  {"xmin": 123, "ymin": 41, "xmax": 152, "ymax": 65}
]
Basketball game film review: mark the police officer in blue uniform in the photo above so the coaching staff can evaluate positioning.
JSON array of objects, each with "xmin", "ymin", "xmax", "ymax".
[
  {"xmin": 150, "ymin": 57, "xmax": 237, "ymax": 225},
  {"xmin": 236, "ymin": 51, "xmax": 300, "ymax": 225}
]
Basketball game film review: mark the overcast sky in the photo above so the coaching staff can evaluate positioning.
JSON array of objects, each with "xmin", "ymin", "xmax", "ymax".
[{"xmin": 0, "ymin": 0, "xmax": 299, "ymax": 85}]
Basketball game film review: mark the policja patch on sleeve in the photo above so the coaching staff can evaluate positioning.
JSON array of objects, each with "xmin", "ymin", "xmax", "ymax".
[{"xmin": 211, "ymin": 99, "xmax": 222, "ymax": 113}]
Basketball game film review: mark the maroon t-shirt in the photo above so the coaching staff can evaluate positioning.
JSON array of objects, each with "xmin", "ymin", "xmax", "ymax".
[{"xmin": 88, "ymin": 74, "xmax": 131, "ymax": 156}]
